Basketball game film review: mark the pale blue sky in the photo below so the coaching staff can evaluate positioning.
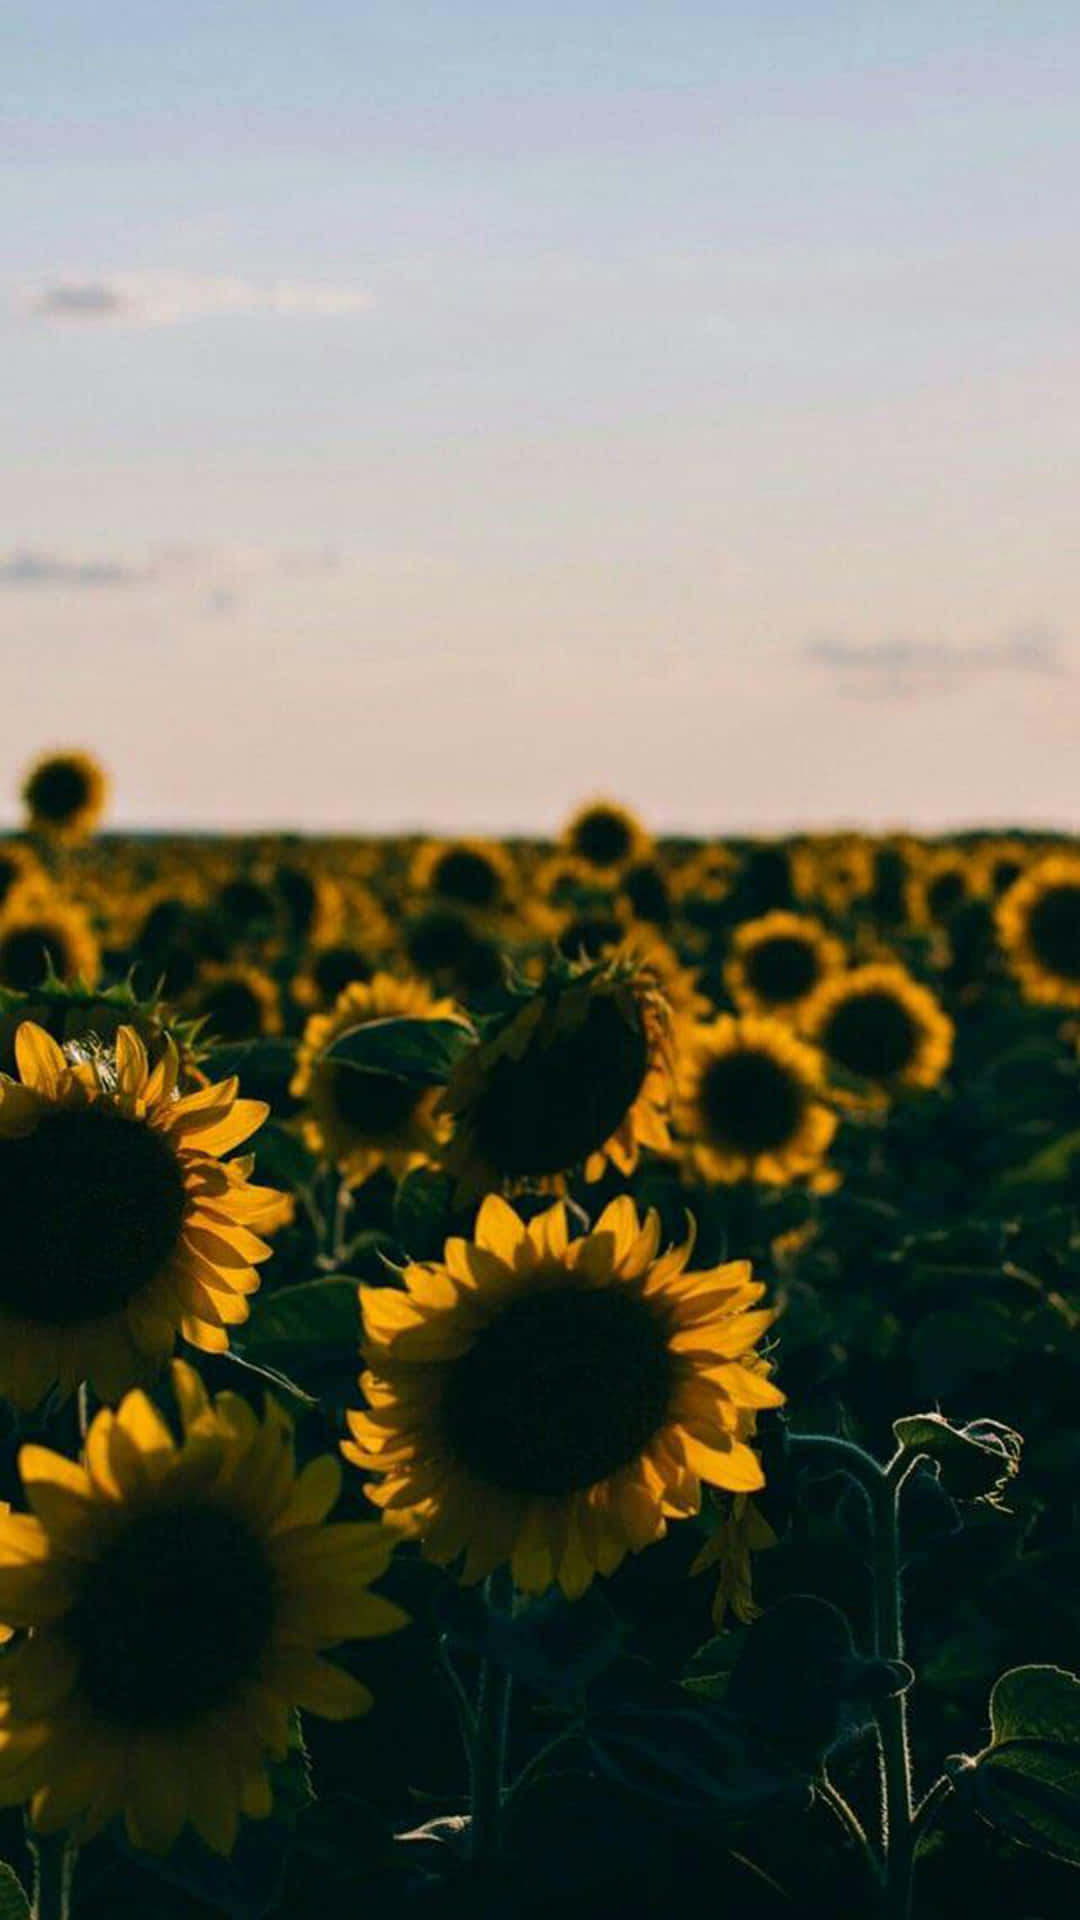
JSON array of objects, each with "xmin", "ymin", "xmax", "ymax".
[{"xmin": 3, "ymin": 3, "xmax": 1079, "ymax": 832}]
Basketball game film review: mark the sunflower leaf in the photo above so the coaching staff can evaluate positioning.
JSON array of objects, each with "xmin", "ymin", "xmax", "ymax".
[
  {"xmin": 0, "ymin": 1864, "xmax": 29, "ymax": 1920},
  {"xmin": 958, "ymin": 1665, "xmax": 1080, "ymax": 1866},
  {"xmin": 325, "ymin": 1017, "xmax": 475, "ymax": 1087},
  {"xmin": 892, "ymin": 1411, "xmax": 1023, "ymax": 1503}
]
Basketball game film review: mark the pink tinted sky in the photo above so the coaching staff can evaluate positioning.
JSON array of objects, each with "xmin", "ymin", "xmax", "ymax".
[{"xmin": 2, "ymin": 2, "xmax": 1078, "ymax": 835}]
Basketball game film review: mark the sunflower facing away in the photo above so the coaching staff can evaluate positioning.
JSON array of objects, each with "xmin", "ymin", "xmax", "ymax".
[
  {"xmin": 440, "ymin": 953, "xmax": 674, "ymax": 1197},
  {"xmin": 0, "ymin": 1364, "xmax": 406, "ymax": 1855},
  {"xmin": 0, "ymin": 1021, "xmax": 281, "ymax": 1406},
  {"xmin": 801, "ymin": 962, "xmax": 954, "ymax": 1099},
  {"xmin": 21, "ymin": 751, "xmax": 108, "ymax": 841},
  {"xmin": 996, "ymin": 852, "xmax": 1080, "ymax": 1007},
  {"xmin": 344, "ymin": 1195, "xmax": 782, "ymax": 1597},
  {"xmin": 291, "ymin": 973, "xmax": 470, "ymax": 1187},
  {"xmin": 676, "ymin": 1013, "xmax": 837, "ymax": 1185},
  {"xmin": 725, "ymin": 911, "xmax": 845, "ymax": 1021}
]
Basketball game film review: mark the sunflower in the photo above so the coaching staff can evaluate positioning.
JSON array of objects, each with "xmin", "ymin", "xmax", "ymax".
[
  {"xmin": 676, "ymin": 1014, "xmax": 836, "ymax": 1185},
  {"xmin": 0, "ymin": 1363, "xmax": 406, "ymax": 1855},
  {"xmin": 291, "ymin": 973, "xmax": 470, "ymax": 1188},
  {"xmin": 21, "ymin": 751, "xmax": 108, "ymax": 841},
  {"xmin": 440, "ymin": 953, "xmax": 674, "ymax": 1198},
  {"xmin": 343, "ymin": 1194, "xmax": 782, "ymax": 1597},
  {"xmin": 561, "ymin": 800, "xmax": 651, "ymax": 878},
  {"xmin": 996, "ymin": 853, "xmax": 1080, "ymax": 1006},
  {"xmin": 410, "ymin": 839, "xmax": 518, "ymax": 917},
  {"xmin": 403, "ymin": 908, "xmax": 505, "ymax": 999},
  {"xmin": 0, "ymin": 842, "xmax": 44, "ymax": 911},
  {"xmin": 0, "ymin": 891, "xmax": 100, "ymax": 992},
  {"xmin": 725, "ymin": 911, "xmax": 845, "ymax": 1021},
  {"xmin": 187, "ymin": 963, "xmax": 283, "ymax": 1042},
  {"xmin": 907, "ymin": 846, "xmax": 987, "ymax": 928},
  {"xmin": 0, "ymin": 1022, "xmax": 281, "ymax": 1406},
  {"xmin": 802, "ymin": 962, "xmax": 954, "ymax": 1097}
]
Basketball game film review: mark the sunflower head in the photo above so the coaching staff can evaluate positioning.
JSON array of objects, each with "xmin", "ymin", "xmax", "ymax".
[
  {"xmin": 404, "ymin": 908, "xmax": 505, "ymax": 999},
  {"xmin": 344, "ymin": 1193, "xmax": 782, "ymax": 1597},
  {"xmin": 996, "ymin": 853, "xmax": 1080, "ymax": 1007},
  {"xmin": 410, "ymin": 838, "xmax": 517, "ymax": 916},
  {"xmin": 187, "ymin": 962, "xmax": 282, "ymax": 1042},
  {"xmin": 561, "ymin": 800, "xmax": 650, "ymax": 877},
  {"xmin": 0, "ymin": 1020, "xmax": 281, "ymax": 1406},
  {"xmin": 726, "ymin": 911, "xmax": 845, "ymax": 1021},
  {"xmin": 440, "ymin": 952, "xmax": 674, "ymax": 1197},
  {"xmin": 0, "ymin": 842, "xmax": 44, "ymax": 910},
  {"xmin": 802, "ymin": 962, "xmax": 954, "ymax": 1097},
  {"xmin": 677, "ymin": 1013, "xmax": 837, "ymax": 1185},
  {"xmin": 0, "ymin": 890, "xmax": 100, "ymax": 993},
  {"xmin": 22, "ymin": 751, "xmax": 108, "ymax": 840},
  {"xmin": 0, "ymin": 1362, "xmax": 406, "ymax": 1856},
  {"xmin": 291, "ymin": 972, "xmax": 469, "ymax": 1187}
]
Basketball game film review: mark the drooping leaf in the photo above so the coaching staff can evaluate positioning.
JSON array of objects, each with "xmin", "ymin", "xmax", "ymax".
[{"xmin": 325, "ymin": 1017, "xmax": 475, "ymax": 1086}]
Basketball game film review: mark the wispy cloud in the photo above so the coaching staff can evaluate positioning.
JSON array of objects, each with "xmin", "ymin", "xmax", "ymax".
[
  {"xmin": 0, "ymin": 549, "xmax": 144, "ymax": 588},
  {"xmin": 18, "ymin": 274, "xmax": 374, "ymax": 328},
  {"xmin": 803, "ymin": 629, "xmax": 1069, "ymax": 697}
]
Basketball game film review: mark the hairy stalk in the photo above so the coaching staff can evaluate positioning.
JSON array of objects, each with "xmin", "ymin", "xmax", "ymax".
[
  {"xmin": 790, "ymin": 1433, "xmax": 923, "ymax": 1920},
  {"xmin": 30, "ymin": 1832, "xmax": 74, "ymax": 1920},
  {"xmin": 467, "ymin": 1570, "xmax": 514, "ymax": 1864}
]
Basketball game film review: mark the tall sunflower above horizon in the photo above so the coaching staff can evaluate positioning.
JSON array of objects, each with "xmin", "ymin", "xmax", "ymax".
[
  {"xmin": 344, "ymin": 1195, "xmax": 782, "ymax": 1598},
  {"xmin": 0, "ymin": 1363, "xmax": 405, "ymax": 1856},
  {"xmin": 21, "ymin": 750, "xmax": 108, "ymax": 842},
  {"xmin": 0, "ymin": 1021, "xmax": 281, "ymax": 1406}
]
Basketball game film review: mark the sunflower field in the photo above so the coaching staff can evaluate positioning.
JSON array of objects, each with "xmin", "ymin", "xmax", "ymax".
[{"xmin": 0, "ymin": 753, "xmax": 1079, "ymax": 1919}]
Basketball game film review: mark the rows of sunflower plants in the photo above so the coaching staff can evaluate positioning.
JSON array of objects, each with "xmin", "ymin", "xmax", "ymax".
[{"xmin": 0, "ymin": 751, "xmax": 1078, "ymax": 1918}]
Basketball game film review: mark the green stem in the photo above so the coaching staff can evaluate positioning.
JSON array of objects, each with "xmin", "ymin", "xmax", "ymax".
[
  {"xmin": 30, "ymin": 1832, "xmax": 74, "ymax": 1920},
  {"xmin": 816, "ymin": 1775, "xmax": 883, "ymax": 1894},
  {"xmin": 790, "ymin": 1434, "xmax": 924, "ymax": 1920},
  {"xmin": 467, "ymin": 1572, "xmax": 514, "ymax": 1864},
  {"xmin": 911, "ymin": 1774, "xmax": 953, "ymax": 1854}
]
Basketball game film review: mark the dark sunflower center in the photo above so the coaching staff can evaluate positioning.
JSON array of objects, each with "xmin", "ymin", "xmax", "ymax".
[
  {"xmin": 275, "ymin": 865, "xmax": 318, "ymax": 937},
  {"xmin": 0, "ymin": 927, "xmax": 71, "ymax": 991},
  {"xmin": 823, "ymin": 988, "xmax": 919, "ymax": 1078},
  {"xmin": 0, "ymin": 1107, "xmax": 187, "ymax": 1323},
  {"xmin": 406, "ymin": 912, "xmax": 502, "ymax": 994},
  {"xmin": 467, "ymin": 990, "xmax": 649, "ymax": 1177},
  {"xmin": 27, "ymin": 760, "xmax": 90, "ymax": 823},
  {"xmin": 622, "ymin": 863, "xmax": 671, "ymax": 926},
  {"xmin": 313, "ymin": 944, "xmax": 374, "ymax": 999},
  {"xmin": 217, "ymin": 877, "xmax": 276, "ymax": 931},
  {"xmin": 0, "ymin": 855, "xmax": 21, "ymax": 907},
  {"xmin": 743, "ymin": 934, "xmax": 819, "ymax": 1005},
  {"xmin": 197, "ymin": 979, "xmax": 267, "ymax": 1040},
  {"xmin": 441, "ymin": 1283, "xmax": 674, "ymax": 1494},
  {"xmin": 991, "ymin": 858, "xmax": 1023, "ymax": 896},
  {"xmin": 557, "ymin": 915, "xmax": 625, "ymax": 961},
  {"xmin": 431, "ymin": 849, "xmax": 500, "ymax": 910},
  {"xmin": 1026, "ymin": 883, "xmax": 1080, "ymax": 980},
  {"xmin": 67, "ymin": 1504, "xmax": 275, "ymax": 1730},
  {"xmin": 573, "ymin": 810, "xmax": 633, "ymax": 869},
  {"xmin": 325, "ymin": 1061, "xmax": 420, "ymax": 1137},
  {"xmin": 700, "ymin": 1047, "xmax": 806, "ymax": 1155},
  {"xmin": 927, "ymin": 869, "xmax": 966, "ymax": 918}
]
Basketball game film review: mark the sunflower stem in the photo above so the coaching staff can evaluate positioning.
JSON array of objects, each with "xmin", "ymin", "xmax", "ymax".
[
  {"xmin": 467, "ymin": 1570, "xmax": 514, "ymax": 1864},
  {"xmin": 816, "ymin": 1774, "xmax": 883, "ymax": 1893},
  {"xmin": 30, "ymin": 1831, "xmax": 75, "ymax": 1920},
  {"xmin": 789, "ymin": 1433, "xmax": 921, "ymax": 1919}
]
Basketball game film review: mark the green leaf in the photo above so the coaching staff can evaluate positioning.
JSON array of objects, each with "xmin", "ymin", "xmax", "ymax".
[
  {"xmin": 964, "ymin": 1665, "xmax": 1080, "ymax": 1867},
  {"xmin": 587, "ymin": 1703, "xmax": 810, "ymax": 1821},
  {"xmin": 325, "ymin": 1017, "xmax": 475, "ymax": 1087},
  {"xmin": 892, "ymin": 1412, "xmax": 1022, "ymax": 1502},
  {"xmin": 242, "ymin": 1277, "xmax": 361, "ymax": 1353},
  {"xmin": 435, "ymin": 1582, "xmax": 623, "ymax": 1704},
  {"xmin": 0, "ymin": 1864, "xmax": 30, "ymax": 1920},
  {"xmin": 1000, "ymin": 1128, "xmax": 1080, "ymax": 1188},
  {"xmin": 989, "ymin": 1665, "xmax": 1080, "ymax": 1747}
]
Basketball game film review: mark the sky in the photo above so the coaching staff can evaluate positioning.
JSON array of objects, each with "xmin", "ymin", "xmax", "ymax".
[{"xmin": 3, "ymin": 1, "xmax": 1079, "ymax": 835}]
